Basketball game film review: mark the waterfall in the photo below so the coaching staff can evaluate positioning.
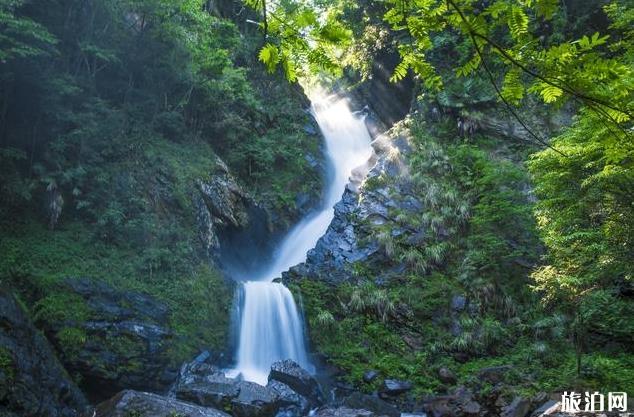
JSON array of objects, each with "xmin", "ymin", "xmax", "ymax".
[{"xmin": 230, "ymin": 91, "xmax": 374, "ymax": 385}]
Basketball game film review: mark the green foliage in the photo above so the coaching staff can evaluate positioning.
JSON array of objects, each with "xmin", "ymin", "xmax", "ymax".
[
  {"xmin": 0, "ymin": 0, "xmax": 321, "ymax": 233},
  {"xmin": 34, "ymin": 293, "xmax": 91, "ymax": 324},
  {"xmin": 0, "ymin": 346, "xmax": 15, "ymax": 382},
  {"xmin": 0, "ymin": 0, "xmax": 57, "ymax": 61},
  {"xmin": 297, "ymin": 113, "xmax": 554, "ymax": 393},
  {"xmin": 529, "ymin": 110, "xmax": 634, "ymax": 371},
  {"xmin": 56, "ymin": 327, "xmax": 88, "ymax": 357},
  {"xmin": 0, "ymin": 219, "xmax": 232, "ymax": 365},
  {"xmin": 0, "ymin": 0, "xmax": 325, "ymax": 370},
  {"xmin": 243, "ymin": 0, "xmax": 633, "ymax": 151}
]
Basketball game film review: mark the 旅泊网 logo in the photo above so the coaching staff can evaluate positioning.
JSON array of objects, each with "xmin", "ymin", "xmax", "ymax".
[{"xmin": 561, "ymin": 391, "xmax": 628, "ymax": 413}]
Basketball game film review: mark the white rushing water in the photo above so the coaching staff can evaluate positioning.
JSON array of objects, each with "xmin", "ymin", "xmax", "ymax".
[{"xmin": 230, "ymin": 91, "xmax": 373, "ymax": 385}]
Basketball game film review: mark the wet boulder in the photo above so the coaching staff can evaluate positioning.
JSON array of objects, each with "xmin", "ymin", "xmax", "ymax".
[
  {"xmin": 267, "ymin": 379, "xmax": 311, "ymax": 416},
  {"xmin": 174, "ymin": 362, "xmax": 281, "ymax": 417},
  {"xmin": 0, "ymin": 290, "xmax": 89, "ymax": 417},
  {"xmin": 268, "ymin": 360, "xmax": 323, "ymax": 405},
  {"xmin": 175, "ymin": 370, "xmax": 240, "ymax": 409},
  {"xmin": 95, "ymin": 390, "xmax": 230, "ymax": 417},
  {"xmin": 233, "ymin": 381, "xmax": 281, "ymax": 417}
]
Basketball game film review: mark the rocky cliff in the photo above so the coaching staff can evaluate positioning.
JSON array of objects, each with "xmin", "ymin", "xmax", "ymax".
[{"xmin": 0, "ymin": 291, "xmax": 89, "ymax": 417}]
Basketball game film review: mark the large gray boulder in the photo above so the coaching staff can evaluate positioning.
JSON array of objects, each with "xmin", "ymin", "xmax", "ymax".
[
  {"xmin": 267, "ymin": 379, "xmax": 311, "ymax": 416},
  {"xmin": 175, "ymin": 368, "xmax": 240, "ymax": 409},
  {"xmin": 95, "ymin": 390, "xmax": 230, "ymax": 417},
  {"xmin": 0, "ymin": 290, "xmax": 89, "ymax": 417},
  {"xmin": 174, "ymin": 360, "xmax": 281, "ymax": 417},
  {"xmin": 268, "ymin": 360, "xmax": 323, "ymax": 405},
  {"xmin": 233, "ymin": 381, "xmax": 281, "ymax": 417}
]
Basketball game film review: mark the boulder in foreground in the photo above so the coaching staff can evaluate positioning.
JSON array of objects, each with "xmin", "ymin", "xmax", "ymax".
[
  {"xmin": 268, "ymin": 359, "xmax": 323, "ymax": 405},
  {"xmin": 313, "ymin": 407, "xmax": 377, "ymax": 417},
  {"xmin": 174, "ymin": 359, "xmax": 282, "ymax": 417},
  {"xmin": 95, "ymin": 390, "xmax": 230, "ymax": 417}
]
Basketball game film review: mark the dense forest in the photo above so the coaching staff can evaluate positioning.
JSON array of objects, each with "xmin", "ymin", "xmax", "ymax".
[{"xmin": 0, "ymin": 0, "xmax": 632, "ymax": 417}]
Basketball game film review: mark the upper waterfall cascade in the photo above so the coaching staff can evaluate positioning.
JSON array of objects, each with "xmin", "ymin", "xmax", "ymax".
[{"xmin": 230, "ymin": 91, "xmax": 374, "ymax": 385}]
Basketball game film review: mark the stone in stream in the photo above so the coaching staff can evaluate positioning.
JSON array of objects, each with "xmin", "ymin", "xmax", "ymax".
[
  {"xmin": 267, "ymin": 379, "xmax": 311, "ymax": 416},
  {"xmin": 232, "ymin": 381, "xmax": 282, "ymax": 417},
  {"xmin": 95, "ymin": 390, "xmax": 230, "ymax": 417},
  {"xmin": 174, "ymin": 357, "xmax": 282, "ymax": 417},
  {"xmin": 268, "ymin": 359, "xmax": 324, "ymax": 405},
  {"xmin": 175, "ymin": 370, "xmax": 240, "ymax": 409}
]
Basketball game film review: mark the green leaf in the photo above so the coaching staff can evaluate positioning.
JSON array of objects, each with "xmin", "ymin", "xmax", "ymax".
[
  {"xmin": 258, "ymin": 43, "xmax": 280, "ymax": 73},
  {"xmin": 539, "ymin": 84, "xmax": 563, "ymax": 103},
  {"xmin": 390, "ymin": 60, "xmax": 410, "ymax": 82},
  {"xmin": 501, "ymin": 68, "xmax": 525, "ymax": 104},
  {"xmin": 508, "ymin": 6, "xmax": 529, "ymax": 39}
]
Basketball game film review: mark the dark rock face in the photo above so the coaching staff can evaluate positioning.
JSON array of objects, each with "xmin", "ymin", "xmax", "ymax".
[
  {"xmin": 422, "ymin": 387, "xmax": 483, "ymax": 417},
  {"xmin": 95, "ymin": 390, "xmax": 230, "ymax": 417},
  {"xmin": 45, "ymin": 278, "xmax": 174, "ymax": 401},
  {"xmin": 419, "ymin": 385, "xmax": 545, "ymax": 417},
  {"xmin": 196, "ymin": 156, "xmax": 274, "ymax": 271},
  {"xmin": 284, "ymin": 132, "xmax": 418, "ymax": 287},
  {"xmin": 268, "ymin": 360, "xmax": 324, "ymax": 405},
  {"xmin": 0, "ymin": 290, "xmax": 89, "ymax": 417}
]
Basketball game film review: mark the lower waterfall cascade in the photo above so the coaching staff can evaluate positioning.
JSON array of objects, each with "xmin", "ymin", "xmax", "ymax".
[{"xmin": 229, "ymin": 91, "xmax": 374, "ymax": 385}]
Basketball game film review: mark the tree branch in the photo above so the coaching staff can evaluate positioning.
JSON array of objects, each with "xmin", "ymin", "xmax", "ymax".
[{"xmin": 446, "ymin": 0, "xmax": 566, "ymax": 155}]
